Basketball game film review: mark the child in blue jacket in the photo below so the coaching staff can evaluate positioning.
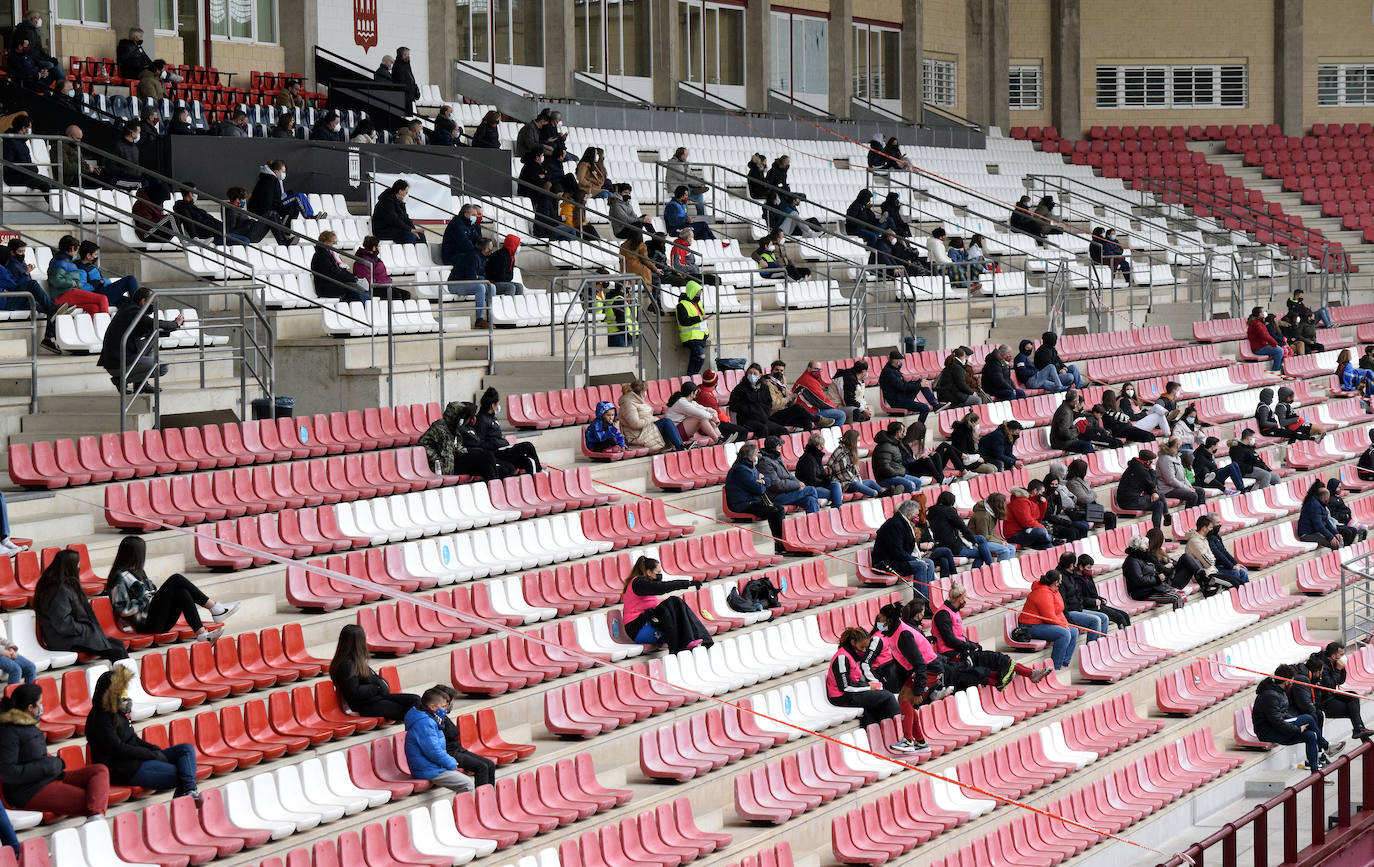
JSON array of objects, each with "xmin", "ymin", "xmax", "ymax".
[
  {"xmin": 584, "ymin": 400, "xmax": 626, "ymax": 452},
  {"xmin": 403, "ymin": 688, "xmax": 474, "ymax": 792}
]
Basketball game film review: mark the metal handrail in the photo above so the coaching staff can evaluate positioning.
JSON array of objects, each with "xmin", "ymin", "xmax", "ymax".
[
  {"xmin": 1137, "ymin": 175, "xmax": 1330, "ymax": 261},
  {"xmin": 768, "ymin": 88, "xmax": 836, "ymax": 120},
  {"xmin": 574, "ymin": 71, "xmax": 654, "ymax": 109},
  {"xmin": 0, "ymin": 292, "xmax": 39, "ymax": 414},
  {"xmin": 1156, "ymin": 740, "xmax": 1374, "ymax": 867}
]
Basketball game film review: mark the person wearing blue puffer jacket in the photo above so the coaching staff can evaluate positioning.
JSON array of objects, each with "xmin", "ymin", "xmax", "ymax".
[
  {"xmin": 1335, "ymin": 349, "xmax": 1374, "ymax": 411},
  {"xmin": 403, "ymin": 688, "xmax": 473, "ymax": 792},
  {"xmin": 75, "ymin": 241, "xmax": 137, "ymax": 308},
  {"xmin": 584, "ymin": 401, "xmax": 627, "ymax": 453},
  {"xmin": 0, "ymin": 244, "xmax": 57, "ymax": 352}
]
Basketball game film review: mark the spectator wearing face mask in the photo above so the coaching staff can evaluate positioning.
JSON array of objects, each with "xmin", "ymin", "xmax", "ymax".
[
  {"xmin": 372, "ymin": 180, "xmax": 425, "ymax": 245},
  {"xmin": 793, "ymin": 360, "xmax": 847, "ymax": 426},
  {"xmin": 607, "ymin": 184, "xmax": 653, "ymax": 239},
  {"xmin": 87, "ymin": 667, "xmax": 199, "ymax": 798}
]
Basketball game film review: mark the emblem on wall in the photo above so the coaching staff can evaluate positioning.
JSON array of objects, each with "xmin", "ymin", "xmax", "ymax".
[{"xmin": 354, "ymin": 0, "xmax": 378, "ymax": 52}]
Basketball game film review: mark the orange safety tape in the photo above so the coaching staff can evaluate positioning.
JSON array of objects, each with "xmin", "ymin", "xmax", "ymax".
[{"xmin": 67, "ymin": 485, "xmax": 1172, "ymax": 858}]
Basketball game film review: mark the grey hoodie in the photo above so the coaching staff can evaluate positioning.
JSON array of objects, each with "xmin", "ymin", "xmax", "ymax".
[{"xmin": 756, "ymin": 448, "xmax": 801, "ymax": 494}]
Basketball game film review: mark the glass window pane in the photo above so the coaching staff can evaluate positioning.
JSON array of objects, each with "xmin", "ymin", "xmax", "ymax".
[
  {"xmin": 229, "ymin": 0, "xmax": 252, "ymax": 38},
  {"xmin": 717, "ymin": 6, "xmax": 742, "ymax": 86},
  {"xmin": 58, "ymin": 0, "xmax": 81, "ymax": 20},
  {"xmin": 771, "ymin": 13, "xmax": 789, "ymax": 91},
  {"xmin": 208, "ymin": 0, "xmax": 228, "ymax": 36},
  {"xmin": 606, "ymin": 0, "xmax": 622, "ymax": 75},
  {"xmin": 575, "ymin": 0, "xmax": 589, "ymax": 70},
  {"xmin": 84, "ymin": 0, "xmax": 108, "ymax": 23},
  {"xmin": 156, "ymin": 0, "xmax": 176, "ymax": 30},
  {"xmin": 494, "ymin": 0, "xmax": 511, "ymax": 64},
  {"xmin": 801, "ymin": 18, "xmax": 827, "ymax": 95},
  {"xmin": 878, "ymin": 28, "xmax": 899, "ymax": 98},
  {"xmin": 256, "ymin": 0, "xmax": 276, "ymax": 42},
  {"xmin": 457, "ymin": 0, "xmax": 474, "ymax": 61},
  {"xmin": 620, "ymin": 0, "xmax": 647, "ymax": 76},
  {"xmin": 679, "ymin": 2, "xmax": 696, "ymax": 83},
  {"xmin": 587, "ymin": 0, "xmax": 602, "ymax": 72},
  {"xmin": 471, "ymin": 0, "xmax": 489, "ymax": 62},
  {"xmin": 853, "ymin": 26, "xmax": 868, "ymax": 99}
]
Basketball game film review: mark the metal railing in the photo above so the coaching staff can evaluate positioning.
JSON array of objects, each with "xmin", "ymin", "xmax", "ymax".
[
  {"xmin": 551, "ymin": 273, "xmax": 656, "ymax": 388},
  {"xmin": 1156, "ymin": 740, "xmax": 1374, "ymax": 867},
  {"xmin": 115, "ymin": 285, "xmax": 273, "ymax": 432},
  {"xmin": 0, "ymin": 292, "xmax": 39, "ymax": 414},
  {"xmin": 1339, "ymin": 549, "xmax": 1374, "ymax": 647}
]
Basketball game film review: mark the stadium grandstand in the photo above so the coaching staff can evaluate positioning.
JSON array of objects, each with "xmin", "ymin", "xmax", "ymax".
[{"xmin": 1, "ymin": 1, "xmax": 1374, "ymax": 866}]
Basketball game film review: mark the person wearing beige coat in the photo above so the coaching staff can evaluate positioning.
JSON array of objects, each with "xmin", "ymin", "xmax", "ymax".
[{"xmin": 618, "ymin": 382, "xmax": 667, "ymax": 452}]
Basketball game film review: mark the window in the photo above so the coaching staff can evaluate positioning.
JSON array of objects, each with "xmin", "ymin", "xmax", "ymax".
[
  {"xmin": 1095, "ymin": 64, "xmax": 1246, "ymax": 109},
  {"xmin": 458, "ymin": 0, "xmax": 545, "ymax": 68},
  {"xmin": 209, "ymin": 0, "xmax": 278, "ymax": 43},
  {"xmin": 679, "ymin": 0, "xmax": 744, "ymax": 88},
  {"xmin": 576, "ymin": 0, "xmax": 650, "ymax": 79},
  {"xmin": 156, "ymin": 0, "xmax": 177, "ymax": 32},
  {"xmin": 57, "ymin": 0, "xmax": 108, "ymax": 26},
  {"xmin": 1318, "ymin": 63, "xmax": 1374, "ymax": 106},
  {"xmin": 770, "ymin": 10, "xmax": 827, "ymax": 101},
  {"xmin": 1008, "ymin": 65, "xmax": 1042, "ymax": 110},
  {"xmin": 853, "ymin": 22, "xmax": 900, "ymax": 103},
  {"xmin": 923, "ymin": 57, "xmax": 956, "ymax": 107}
]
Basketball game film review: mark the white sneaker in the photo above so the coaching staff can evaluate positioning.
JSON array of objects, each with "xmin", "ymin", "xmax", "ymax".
[
  {"xmin": 0, "ymin": 538, "xmax": 24, "ymax": 554},
  {"xmin": 209, "ymin": 601, "xmax": 240, "ymax": 622}
]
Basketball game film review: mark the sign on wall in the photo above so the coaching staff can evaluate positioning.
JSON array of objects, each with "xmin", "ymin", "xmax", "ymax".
[{"xmin": 354, "ymin": 0, "xmax": 378, "ymax": 52}]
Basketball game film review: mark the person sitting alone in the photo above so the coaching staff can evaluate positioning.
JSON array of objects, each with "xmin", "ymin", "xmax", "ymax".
[
  {"xmin": 618, "ymin": 555, "xmax": 710, "ymax": 652},
  {"xmin": 328, "ymin": 624, "xmax": 419, "ymax": 722}
]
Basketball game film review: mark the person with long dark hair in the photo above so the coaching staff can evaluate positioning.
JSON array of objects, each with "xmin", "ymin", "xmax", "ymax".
[
  {"xmin": 34, "ymin": 550, "xmax": 127, "ymax": 660},
  {"xmin": 104, "ymin": 536, "xmax": 237, "ymax": 640},
  {"xmin": 618, "ymin": 555, "xmax": 709, "ymax": 652},
  {"xmin": 0, "ymin": 683, "xmax": 108, "ymax": 819},
  {"xmin": 473, "ymin": 387, "xmax": 541, "ymax": 474},
  {"xmin": 825, "ymin": 627, "xmax": 907, "ymax": 749},
  {"xmin": 328, "ymin": 624, "xmax": 420, "ymax": 722},
  {"xmin": 871, "ymin": 600, "xmax": 939, "ymax": 753}
]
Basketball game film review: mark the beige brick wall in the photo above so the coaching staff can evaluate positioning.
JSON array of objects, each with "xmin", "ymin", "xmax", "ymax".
[
  {"xmin": 1303, "ymin": 0, "xmax": 1374, "ymax": 128},
  {"xmin": 207, "ymin": 41, "xmax": 288, "ymax": 87},
  {"xmin": 55, "ymin": 23, "xmax": 115, "ymax": 66},
  {"xmin": 1008, "ymin": 0, "xmax": 1051, "ymax": 128},
  {"xmin": 921, "ymin": 0, "xmax": 966, "ymax": 118},
  {"xmin": 1079, "ymin": 0, "xmax": 1274, "ymax": 132}
]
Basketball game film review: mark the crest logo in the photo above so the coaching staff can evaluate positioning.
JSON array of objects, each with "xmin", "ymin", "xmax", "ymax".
[{"xmin": 354, "ymin": 0, "xmax": 378, "ymax": 52}]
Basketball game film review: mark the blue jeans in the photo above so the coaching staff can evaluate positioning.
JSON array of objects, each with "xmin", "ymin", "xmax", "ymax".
[
  {"xmin": 881, "ymin": 555, "xmax": 935, "ymax": 597},
  {"xmin": 989, "ymin": 388, "xmax": 1027, "ymax": 401},
  {"xmin": 1060, "ymin": 439, "xmax": 1095, "ymax": 454},
  {"xmin": 0, "ymin": 491, "xmax": 8, "ymax": 537},
  {"xmin": 773, "ymin": 488, "xmax": 820, "ymax": 513},
  {"xmin": 1254, "ymin": 345, "xmax": 1284, "ymax": 372},
  {"xmin": 0, "ymin": 801, "xmax": 15, "ymax": 854},
  {"xmin": 654, "ymin": 418, "xmax": 685, "ymax": 449},
  {"xmin": 591, "ymin": 190, "xmax": 612, "ymax": 199},
  {"xmin": 688, "ymin": 191, "xmax": 707, "ymax": 216},
  {"xmin": 985, "ymin": 541, "xmax": 1014, "ymax": 561},
  {"xmin": 852, "ymin": 228, "xmax": 881, "ymax": 246},
  {"xmin": 815, "ymin": 408, "xmax": 847, "ymax": 427},
  {"xmin": 1218, "ymin": 566, "xmax": 1249, "ymax": 585},
  {"xmin": 1204, "ymin": 463, "xmax": 1246, "ymax": 492},
  {"xmin": 1272, "ymin": 713, "xmax": 1328, "ymax": 769},
  {"xmin": 1061, "ymin": 364, "xmax": 1085, "ymax": 388},
  {"xmin": 0, "ymin": 655, "xmax": 35, "ymax": 685},
  {"xmin": 877, "ymin": 476, "xmax": 922, "ymax": 493},
  {"xmin": 127, "ymin": 743, "xmax": 199, "ymax": 794},
  {"xmin": 1066, "ymin": 609, "xmax": 1109, "ymax": 642},
  {"xmin": 1009, "ymin": 527, "xmax": 1055, "ymax": 549},
  {"xmin": 846, "ymin": 480, "xmax": 883, "ymax": 497},
  {"xmin": 954, "ymin": 536, "xmax": 996, "ymax": 568},
  {"xmin": 818, "ymin": 481, "xmax": 844, "ymax": 508},
  {"xmin": 96, "ymin": 276, "xmax": 138, "ymax": 307},
  {"xmin": 1026, "ymin": 364, "xmax": 1069, "ymax": 392},
  {"xmin": 1315, "ymin": 307, "xmax": 1333, "ymax": 328},
  {"xmin": 459, "ymin": 281, "xmax": 524, "ymax": 322},
  {"xmin": 684, "ymin": 340, "xmax": 706, "ymax": 376},
  {"xmin": 1026, "ymin": 623, "xmax": 1079, "ymax": 669}
]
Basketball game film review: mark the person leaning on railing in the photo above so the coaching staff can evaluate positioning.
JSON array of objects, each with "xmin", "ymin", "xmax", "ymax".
[{"xmin": 97, "ymin": 286, "xmax": 181, "ymax": 393}]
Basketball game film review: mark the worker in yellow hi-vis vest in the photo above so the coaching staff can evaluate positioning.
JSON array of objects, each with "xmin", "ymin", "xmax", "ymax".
[{"xmin": 675, "ymin": 280, "xmax": 708, "ymax": 376}]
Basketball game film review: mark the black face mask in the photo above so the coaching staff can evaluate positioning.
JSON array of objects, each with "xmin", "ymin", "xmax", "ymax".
[{"xmin": 117, "ymin": 698, "xmax": 133, "ymax": 716}]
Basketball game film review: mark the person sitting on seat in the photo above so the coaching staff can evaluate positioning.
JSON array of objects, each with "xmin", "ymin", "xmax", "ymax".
[
  {"xmin": 34, "ymin": 551, "xmax": 127, "ymax": 661},
  {"xmin": 792, "ymin": 360, "xmax": 847, "ymax": 426},
  {"xmin": 171, "ymin": 183, "xmax": 225, "ymax": 243},
  {"xmin": 1033, "ymin": 330, "xmax": 1088, "ymax": 389},
  {"xmin": 76, "ymin": 240, "xmax": 138, "ymax": 308},
  {"xmin": 1197, "ymin": 514, "xmax": 1250, "ymax": 587},
  {"xmin": 1246, "ymin": 306, "xmax": 1285, "ymax": 373},
  {"xmin": 248, "ymin": 159, "xmax": 322, "ymax": 230},
  {"xmin": 1231, "ymin": 429, "xmax": 1280, "ymax": 489},
  {"xmin": 104, "ymin": 536, "xmax": 237, "ymax": 641},
  {"xmin": 757, "ymin": 435, "xmax": 834, "ymax": 513},
  {"xmin": 1012, "ymin": 338, "xmax": 1069, "ymax": 392},
  {"xmin": 1156, "ymin": 437, "xmax": 1207, "ymax": 508},
  {"xmin": 871, "ymin": 601, "xmax": 937, "ymax": 753},
  {"xmin": 1005, "ymin": 483, "xmax": 1054, "ymax": 549},
  {"xmin": 584, "ymin": 401, "xmax": 627, "ymax": 453},
  {"xmin": 668, "ymin": 229, "xmax": 720, "ymax": 287},
  {"xmin": 1064, "ymin": 458, "xmax": 1117, "ymax": 530},
  {"xmin": 1018, "ymin": 571, "xmax": 1080, "ymax": 670},
  {"xmin": 352, "ymin": 235, "xmax": 411, "ymax": 300},
  {"xmin": 329, "ymin": 624, "xmax": 419, "ymax": 722},
  {"xmin": 933, "ymin": 583, "xmax": 1050, "ymax": 691},
  {"xmin": 981, "ymin": 345, "xmax": 1025, "ymax": 402},
  {"xmin": 1326, "ymin": 478, "xmax": 1368, "ymax": 545},
  {"xmin": 1117, "ymin": 449, "xmax": 1167, "ymax": 530},
  {"xmin": 608, "ymin": 184, "xmax": 654, "ymax": 240},
  {"xmin": 404, "ymin": 688, "xmax": 474, "ymax": 793},
  {"xmin": 928, "ymin": 490, "xmax": 1008, "ymax": 566},
  {"xmin": 1049, "ymin": 389, "xmax": 1096, "ymax": 454},
  {"xmin": 1298, "ymin": 482, "xmax": 1344, "ymax": 550},
  {"xmin": 1061, "ymin": 552, "xmax": 1127, "ymax": 632},
  {"xmin": 1181, "ymin": 516, "xmax": 1240, "ymax": 597},
  {"xmin": 1307, "ymin": 643, "xmax": 1371, "ymax": 741},
  {"xmin": 925, "ymin": 228, "xmax": 955, "ymax": 280},
  {"xmin": 1008, "ymin": 195, "xmax": 1038, "ymax": 236},
  {"xmin": 844, "ymin": 189, "xmax": 883, "ymax": 246},
  {"xmin": 762, "ymin": 360, "xmax": 821, "ymax": 430},
  {"xmin": 2, "ymin": 115, "xmax": 49, "ymax": 192},
  {"xmin": 87, "ymin": 667, "xmax": 199, "ymax": 799},
  {"xmin": 728, "ymin": 364, "xmax": 786, "ymax": 438},
  {"xmin": 618, "ymin": 555, "xmax": 710, "ymax": 652},
  {"xmin": 794, "ymin": 432, "xmax": 846, "ymax": 510},
  {"xmin": 0, "ymin": 684, "xmax": 108, "ymax": 819},
  {"xmin": 664, "ymin": 185, "xmax": 714, "ymax": 240},
  {"xmin": 371, "ymin": 179, "xmax": 425, "ymax": 245},
  {"xmin": 428, "ymin": 685, "xmax": 497, "ymax": 786},
  {"xmin": 222, "ymin": 186, "xmax": 267, "ymax": 245},
  {"xmin": 871, "ymin": 423, "xmax": 923, "ymax": 493},
  {"xmin": 1253, "ymin": 665, "xmax": 1334, "ymax": 770},
  {"xmin": 878, "ymin": 350, "xmax": 939, "ymax": 420},
  {"xmin": 871, "ymin": 499, "xmax": 937, "ymax": 593},
  {"xmin": 0, "ymin": 244, "xmax": 58, "ymax": 351},
  {"xmin": 935, "ymin": 348, "xmax": 981, "ymax": 408},
  {"xmin": 618, "ymin": 380, "xmax": 677, "ymax": 453},
  {"xmin": 473, "ymin": 387, "xmax": 541, "ymax": 474},
  {"xmin": 828, "ymin": 429, "xmax": 882, "ymax": 498},
  {"xmin": 825, "ymin": 627, "xmax": 908, "ymax": 748},
  {"xmin": 417, "ymin": 400, "xmax": 502, "ymax": 481},
  {"xmin": 311, "ymin": 231, "xmax": 370, "ymax": 303},
  {"xmin": 1258, "ymin": 386, "xmax": 1324, "ymax": 442},
  {"xmin": 725, "ymin": 443, "xmax": 792, "ymax": 557},
  {"xmin": 310, "ymin": 110, "xmax": 347, "ymax": 142},
  {"xmin": 1122, "ymin": 535, "xmax": 1185, "ymax": 609}
]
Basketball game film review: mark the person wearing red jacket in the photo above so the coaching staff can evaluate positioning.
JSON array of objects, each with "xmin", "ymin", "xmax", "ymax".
[
  {"xmin": 793, "ymin": 360, "xmax": 847, "ymax": 426},
  {"xmin": 1004, "ymin": 482, "xmax": 1054, "ymax": 549},
  {"xmin": 1018, "ymin": 570, "xmax": 1079, "ymax": 669},
  {"xmin": 1246, "ymin": 306, "xmax": 1285, "ymax": 373}
]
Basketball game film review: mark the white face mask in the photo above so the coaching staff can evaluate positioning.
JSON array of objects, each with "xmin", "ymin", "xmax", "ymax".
[
  {"xmin": 34, "ymin": 18, "xmax": 41, "ymax": 28},
  {"xmin": 277, "ymin": 171, "xmax": 286, "ymax": 181}
]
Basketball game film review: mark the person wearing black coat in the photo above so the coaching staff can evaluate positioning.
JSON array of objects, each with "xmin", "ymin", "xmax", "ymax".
[
  {"xmin": 1071, "ymin": 554, "xmax": 1129, "ymax": 628},
  {"xmin": 764, "ymin": 157, "xmax": 791, "ymax": 195},
  {"xmin": 372, "ymin": 181, "xmax": 425, "ymax": 244},
  {"xmin": 844, "ymin": 189, "xmax": 882, "ymax": 246},
  {"xmin": 87, "ymin": 668, "xmax": 198, "ymax": 796},
  {"xmin": 934, "ymin": 353, "xmax": 979, "ymax": 408},
  {"xmin": 878, "ymin": 353, "xmax": 936, "ymax": 420},
  {"xmin": 1117, "ymin": 451, "xmax": 1167, "ymax": 529},
  {"xmin": 728, "ymin": 369, "xmax": 788, "ymax": 438},
  {"xmin": 311, "ymin": 233, "xmax": 369, "ymax": 302},
  {"xmin": 871, "ymin": 500, "xmax": 936, "ymax": 594},
  {"xmin": 171, "ymin": 186, "xmax": 223, "ymax": 241},
  {"xmin": 310, "ymin": 111, "xmax": 348, "ymax": 142},
  {"xmin": 982, "ymin": 346, "xmax": 1025, "ymax": 401},
  {"xmin": 746, "ymin": 154, "xmax": 769, "ymax": 199},
  {"xmin": 926, "ymin": 492, "xmax": 997, "ymax": 567},
  {"xmin": 328, "ymin": 625, "xmax": 419, "ymax": 721},
  {"xmin": 794, "ymin": 435, "xmax": 843, "ymax": 508},
  {"xmin": 0, "ymin": 684, "xmax": 108, "ymax": 817},
  {"xmin": 1121, "ymin": 540, "xmax": 1183, "ymax": 609},
  {"xmin": 880, "ymin": 193, "xmax": 911, "ymax": 238},
  {"xmin": 1308, "ymin": 643, "xmax": 1371, "ymax": 739},
  {"xmin": 471, "ymin": 111, "xmax": 502, "ymax": 149},
  {"xmin": 2, "ymin": 118, "xmax": 49, "ymax": 192},
  {"xmin": 473, "ymin": 388, "xmax": 541, "ymax": 474},
  {"xmin": 97, "ymin": 287, "xmax": 180, "ymax": 394},
  {"xmin": 1287, "ymin": 663, "xmax": 1324, "ymax": 728},
  {"xmin": 32, "ymin": 551, "xmax": 128, "ymax": 660},
  {"xmin": 391, "ymin": 46, "xmax": 421, "ymax": 110},
  {"xmin": 1326, "ymin": 478, "xmax": 1368, "ymax": 545},
  {"xmin": 1253, "ymin": 667, "xmax": 1331, "ymax": 769},
  {"xmin": 1032, "ymin": 331, "xmax": 1087, "ymax": 389}
]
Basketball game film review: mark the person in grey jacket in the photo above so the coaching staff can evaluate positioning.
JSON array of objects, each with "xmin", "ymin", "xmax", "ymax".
[
  {"xmin": 756, "ymin": 436, "xmax": 831, "ymax": 513},
  {"xmin": 608, "ymin": 184, "xmax": 653, "ymax": 240},
  {"xmin": 1155, "ymin": 437, "xmax": 1206, "ymax": 507},
  {"xmin": 1049, "ymin": 390, "xmax": 1095, "ymax": 454},
  {"xmin": 1065, "ymin": 459, "xmax": 1116, "ymax": 530}
]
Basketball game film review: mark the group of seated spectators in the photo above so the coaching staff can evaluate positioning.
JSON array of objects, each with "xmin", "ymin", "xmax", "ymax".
[
  {"xmin": 1253, "ymin": 640, "xmax": 1367, "ymax": 771},
  {"xmin": 1245, "ymin": 290, "xmax": 1336, "ymax": 376},
  {"xmin": 415, "ymin": 389, "xmax": 543, "ymax": 481}
]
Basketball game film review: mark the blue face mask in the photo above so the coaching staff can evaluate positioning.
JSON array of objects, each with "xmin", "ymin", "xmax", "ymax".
[{"xmin": 747, "ymin": 374, "xmax": 759, "ymax": 385}]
